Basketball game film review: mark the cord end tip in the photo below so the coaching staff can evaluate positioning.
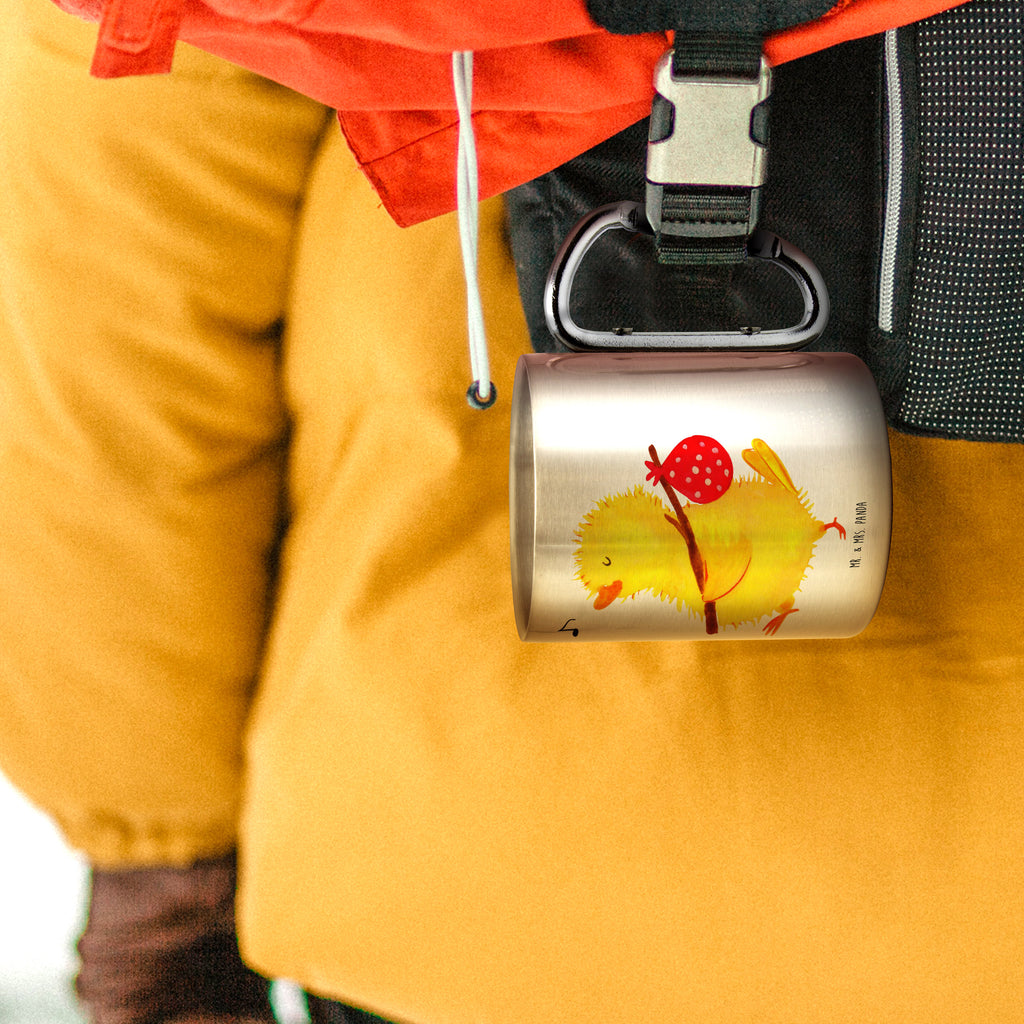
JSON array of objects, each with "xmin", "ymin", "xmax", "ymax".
[{"xmin": 467, "ymin": 381, "xmax": 497, "ymax": 410}]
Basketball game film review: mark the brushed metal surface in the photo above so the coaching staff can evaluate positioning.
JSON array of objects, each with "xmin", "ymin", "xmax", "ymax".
[{"xmin": 510, "ymin": 351, "xmax": 891, "ymax": 641}]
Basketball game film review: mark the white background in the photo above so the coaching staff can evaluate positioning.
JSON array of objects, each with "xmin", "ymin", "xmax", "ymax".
[{"xmin": 0, "ymin": 771, "xmax": 86, "ymax": 1024}]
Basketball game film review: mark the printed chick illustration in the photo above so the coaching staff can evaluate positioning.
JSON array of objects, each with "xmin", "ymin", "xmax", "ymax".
[{"xmin": 574, "ymin": 438, "xmax": 845, "ymax": 635}]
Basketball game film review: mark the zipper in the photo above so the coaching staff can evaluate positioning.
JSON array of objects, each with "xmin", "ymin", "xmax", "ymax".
[{"xmin": 877, "ymin": 27, "xmax": 903, "ymax": 335}]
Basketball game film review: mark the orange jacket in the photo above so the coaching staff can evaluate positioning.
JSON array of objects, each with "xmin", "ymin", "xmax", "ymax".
[{"xmin": 57, "ymin": 0, "xmax": 974, "ymax": 225}]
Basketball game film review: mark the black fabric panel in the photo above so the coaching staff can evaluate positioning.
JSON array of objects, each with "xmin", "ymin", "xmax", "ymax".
[
  {"xmin": 584, "ymin": 0, "xmax": 836, "ymax": 35},
  {"xmin": 505, "ymin": 34, "xmax": 881, "ymax": 362},
  {"xmin": 758, "ymin": 34, "xmax": 881, "ymax": 361},
  {"xmin": 671, "ymin": 32, "xmax": 762, "ymax": 75},
  {"xmin": 890, "ymin": 0, "xmax": 1024, "ymax": 443}
]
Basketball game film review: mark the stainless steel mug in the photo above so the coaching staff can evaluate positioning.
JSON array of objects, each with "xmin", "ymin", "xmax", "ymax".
[{"xmin": 510, "ymin": 350, "xmax": 891, "ymax": 641}]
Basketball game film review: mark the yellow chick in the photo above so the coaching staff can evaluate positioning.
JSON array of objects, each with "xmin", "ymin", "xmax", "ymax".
[{"xmin": 574, "ymin": 438, "xmax": 845, "ymax": 635}]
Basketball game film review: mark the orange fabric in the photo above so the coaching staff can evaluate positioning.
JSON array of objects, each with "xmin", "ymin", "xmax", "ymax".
[{"xmin": 53, "ymin": 0, "xmax": 975, "ymax": 226}]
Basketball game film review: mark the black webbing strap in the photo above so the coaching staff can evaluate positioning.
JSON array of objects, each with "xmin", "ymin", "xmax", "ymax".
[
  {"xmin": 671, "ymin": 31, "xmax": 762, "ymax": 78},
  {"xmin": 655, "ymin": 188, "xmax": 754, "ymax": 265}
]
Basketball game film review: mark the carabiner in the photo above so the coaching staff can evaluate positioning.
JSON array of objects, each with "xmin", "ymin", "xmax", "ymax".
[{"xmin": 543, "ymin": 201, "xmax": 829, "ymax": 352}]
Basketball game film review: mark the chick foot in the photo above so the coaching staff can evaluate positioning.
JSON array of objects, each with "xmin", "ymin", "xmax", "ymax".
[
  {"xmin": 822, "ymin": 517, "xmax": 846, "ymax": 539},
  {"xmin": 763, "ymin": 604, "xmax": 799, "ymax": 636}
]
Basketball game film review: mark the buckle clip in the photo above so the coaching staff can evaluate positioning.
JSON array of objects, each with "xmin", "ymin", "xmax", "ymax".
[{"xmin": 645, "ymin": 49, "xmax": 772, "ymax": 243}]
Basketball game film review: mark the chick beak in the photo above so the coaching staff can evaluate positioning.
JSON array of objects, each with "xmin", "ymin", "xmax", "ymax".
[{"xmin": 593, "ymin": 580, "xmax": 623, "ymax": 610}]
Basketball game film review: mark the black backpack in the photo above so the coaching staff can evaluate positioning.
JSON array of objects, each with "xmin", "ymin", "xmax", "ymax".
[{"xmin": 506, "ymin": 0, "xmax": 1024, "ymax": 444}]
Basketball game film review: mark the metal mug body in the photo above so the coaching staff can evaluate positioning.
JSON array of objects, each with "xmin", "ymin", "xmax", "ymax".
[{"xmin": 510, "ymin": 351, "xmax": 891, "ymax": 641}]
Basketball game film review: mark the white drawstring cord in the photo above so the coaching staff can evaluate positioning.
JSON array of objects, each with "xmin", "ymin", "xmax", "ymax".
[{"xmin": 452, "ymin": 51, "xmax": 496, "ymax": 409}]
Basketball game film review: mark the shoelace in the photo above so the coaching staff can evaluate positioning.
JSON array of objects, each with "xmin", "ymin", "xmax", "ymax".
[{"xmin": 452, "ymin": 51, "xmax": 496, "ymax": 409}]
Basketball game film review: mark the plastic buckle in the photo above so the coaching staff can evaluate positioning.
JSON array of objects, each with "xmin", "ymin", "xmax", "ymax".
[
  {"xmin": 543, "ymin": 201, "xmax": 829, "ymax": 352},
  {"xmin": 645, "ymin": 49, "xmax": 772, "ymax": 239}
]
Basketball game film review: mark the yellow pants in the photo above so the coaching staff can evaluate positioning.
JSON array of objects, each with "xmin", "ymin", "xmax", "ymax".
[{"xmin": 3, "ymin": 2, "xmax": 1024, "ymax": 1022}]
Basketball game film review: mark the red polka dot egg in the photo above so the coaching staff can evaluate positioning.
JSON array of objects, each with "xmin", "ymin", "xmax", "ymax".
[{"xmin": 658, "ymin": 435, "xmax": 733, "ymax": 504}]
